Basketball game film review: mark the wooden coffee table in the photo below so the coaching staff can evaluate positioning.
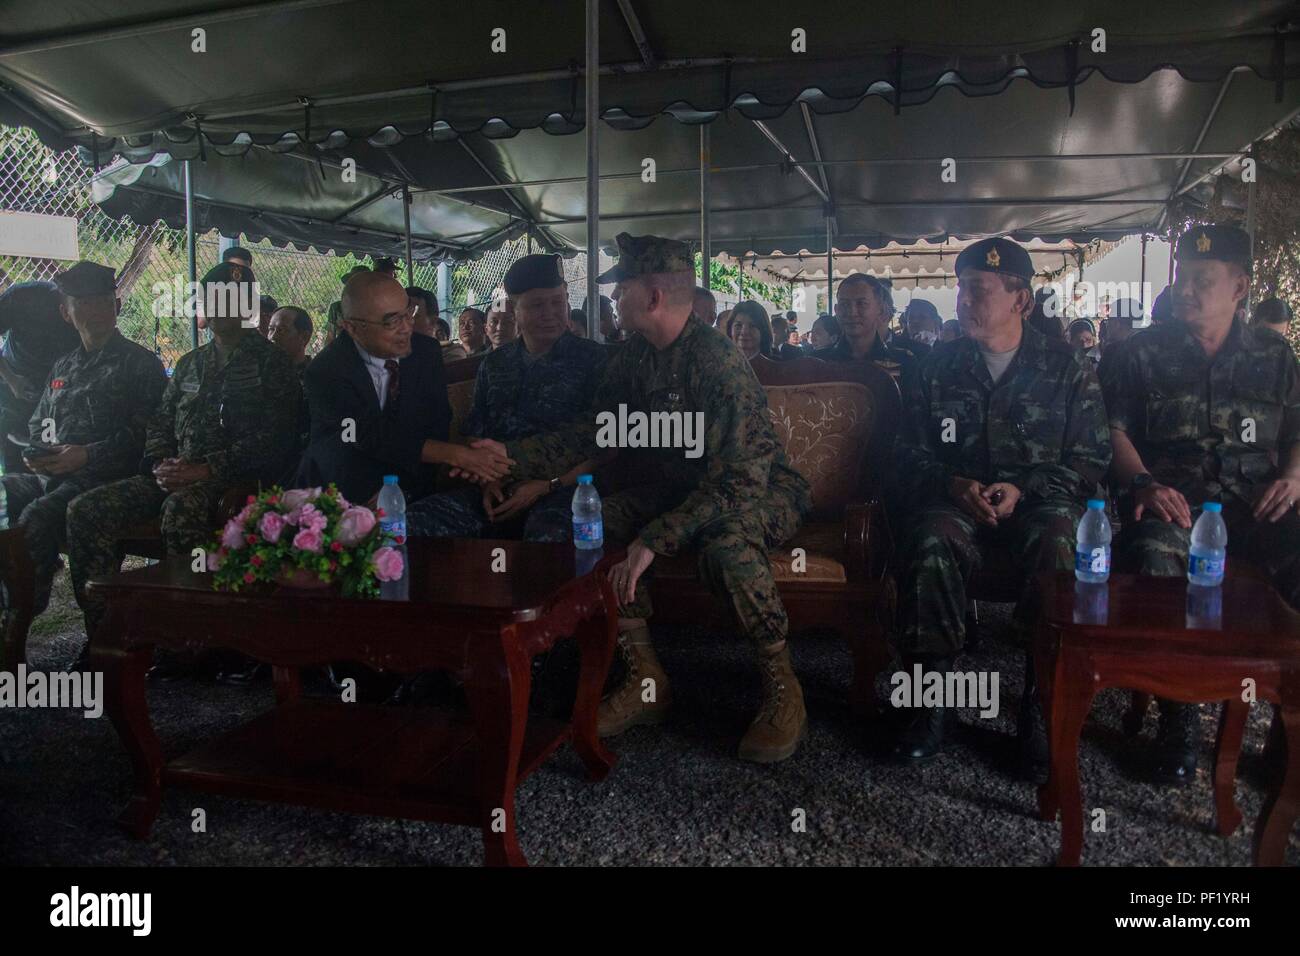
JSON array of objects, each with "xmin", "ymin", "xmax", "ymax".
[
  {"xmin": 88, "ymin": 539, "xmax": 621, "ymax": 867},
  {"xmin": 1034, "ymin": 570, "xmax": 1300, "ymax": 866}
]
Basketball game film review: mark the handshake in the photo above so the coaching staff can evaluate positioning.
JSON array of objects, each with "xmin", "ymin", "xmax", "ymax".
[{"xmin": 446, "ymin": 438, "xmax": 514, "ymax": 485}]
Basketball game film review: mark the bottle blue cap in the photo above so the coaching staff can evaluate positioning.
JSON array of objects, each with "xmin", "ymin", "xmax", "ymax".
[
  {"xmin": 1086, "ymin": 499, "xmax": 1105, "ymax": 509},
  {"xmin": 577, "ymin": 474, "xmax": 593, "ymax": 485},
  {"xmin": 1202, "ymin": 501, "xmax": 1222, "ymax": 513},
  {"xmin": 383, "ymin": 475, "xmax": 398, "ymax": 485}
]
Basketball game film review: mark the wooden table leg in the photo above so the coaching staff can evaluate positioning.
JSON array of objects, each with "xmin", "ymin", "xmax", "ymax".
[
  {"xmin": 1253, "ymin": 699, "xmax": 1299, "ymax": 866},
  {"xmin": 1035, "ymin": 627, "xmax": 1060, "ymax": 822},
  {"xmin": 94, "ymin": 614, "xmax": 163, "ymax": 839},
  {"xmin": 1048, "ymin": 646, "xmax": 1095, "ymax": 867},
  {"xmin": 571, "ymin": 598, "xmax": 617, "ymax": 782},
  {"xmin": 1213, "ymin": 698, "xmax": 1247, "ymax": 836},
  {"xmin": 465, "ymin": 627, "xmax": 531, "ymax": 867},
  {"xmin": 272, "ymin": 666, "xmax": 301, "ymax": 705}
]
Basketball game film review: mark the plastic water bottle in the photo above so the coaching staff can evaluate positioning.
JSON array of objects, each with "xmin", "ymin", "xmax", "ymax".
[
  {"xmin": 572, "ymin": 474, "xmax": 603, "ymax": 550},
  {"xmin": 1186, "ymin": 584, "xmax": 1223, "ymax": 629},
  {"xmin": 1074, "ymin": 499, "xmax": 1111, "ymax": 583},
  {"xmin": 377, "ymin": 475, "xmax": 407, "ymax": 544},
  {"xmin": 1187, "ymin": 501, "xmax": 1227, "ymax": 586}
]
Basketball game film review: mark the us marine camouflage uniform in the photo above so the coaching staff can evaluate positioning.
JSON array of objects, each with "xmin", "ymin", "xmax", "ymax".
[
  {"xmin": 507, "ymin": 314, "xmax": 812, "ymax": 647},
  {"xmin": 1104, "ymin": 318, "xmax": 1300, "ymax": 605},
  {"xmin": 0, "ymin": 330, "xmax": 166, "ymax": 612},
  {"xmin": 67, "ymin": 332, "xmax": 301, "ymax": 633},
  {"xmin": 895, "ymin": 322, "xmax": 1112, "ymax": 657},
  {"xmin": 407, "ymin": 330, "xmax": 609, "ymax": 542}
]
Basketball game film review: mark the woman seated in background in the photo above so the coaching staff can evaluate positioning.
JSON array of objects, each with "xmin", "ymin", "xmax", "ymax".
[
  {"xmin": 728, "ymin": 300, "xmax": 775, "ymax": 360},
  {"xmin": 808, "ymin": 313, "xmax": 841, "ymax": 351}
]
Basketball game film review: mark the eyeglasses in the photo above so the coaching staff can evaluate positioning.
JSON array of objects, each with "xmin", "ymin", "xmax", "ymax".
[{"xmin": 344, "ymin": 304, "xmax": 417, "ymax": 331}]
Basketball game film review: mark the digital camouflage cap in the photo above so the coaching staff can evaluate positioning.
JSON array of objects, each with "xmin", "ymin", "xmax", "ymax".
[{"xmin": 597, "ymin": 232, "xmax": 694, "ymax": 283}]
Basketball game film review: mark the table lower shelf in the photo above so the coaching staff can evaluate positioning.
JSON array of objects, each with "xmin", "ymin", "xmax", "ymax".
[{"xmin": 163, "ymin": 699, "xmax": 570, "ymax": 825}]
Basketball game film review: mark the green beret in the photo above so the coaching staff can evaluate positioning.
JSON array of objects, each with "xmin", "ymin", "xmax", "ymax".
[
  {"xmin": 53, "ymin": 261, "xmax": 116, "ymax": 298},
  {"xmin": 597, "ymin": 232, "xmax": 694, "ymax": 283},
  {"xmin": 1174, "ymin": 225, "xmax": 1252, "ymax": 275},
  {"xmin": 503, "ymin": 254, "xmax": 565, "ymax": 295},
  {"xmin": 955, "ymin": 237, "xmax": 1034, "ymax": 283}
]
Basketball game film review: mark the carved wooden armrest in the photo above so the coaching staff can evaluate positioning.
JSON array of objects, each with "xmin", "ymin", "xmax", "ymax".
[{"xmin": 844, "ymin": 499, "xmax": 892, "ymax": 584}]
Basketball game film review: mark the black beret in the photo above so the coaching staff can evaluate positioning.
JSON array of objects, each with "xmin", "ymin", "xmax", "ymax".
[
  {"xmin": 53, "ymin": 261, "xmax": 116, "ymax": 298},
  {"xmin": 222, "ymin": 246, "xmax": 253, "ymax": 265},
  {"xmin": 504, "ymin": 254, "xmax": 565, "ymax": 295},
  {"xmin": 200, "ymin": 262, "xmax": 259, "ymax": 320},
  {"xmin": 955, "ymin": 237, "xmax": 1034, "ymax": 283},
  {"xmin": 1174, "ymin": 225, "xmax": 1252, "ymax": 275}
]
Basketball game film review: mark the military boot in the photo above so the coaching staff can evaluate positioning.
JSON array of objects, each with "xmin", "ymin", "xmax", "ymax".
[
  {"xmin": 891, "ymin": 656, "xmax": 953, "ymax": 763},
  {"xmin": 1153, "ymin": 699, "xmax": 1200, "ymax": 785},
  {"xmin": 738, "ymin": 642, "xmax": 807, "ymax": 763},
  {"xmin": 1017, "ymin": 653, "xmax": 1049, "ymax": 783},
  {"xmin": 596, "ymin": 628, "xmax": 671, "ymax": 737}
]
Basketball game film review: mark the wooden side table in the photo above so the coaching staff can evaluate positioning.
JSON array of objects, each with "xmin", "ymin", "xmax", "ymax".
[
  {"xmin": 1034, "ymin": 571, "xmax": 1300, "ymax": 866},
  {"xmin": 89, "ymin": 539, "xmax": 621, "ymax": 867}
]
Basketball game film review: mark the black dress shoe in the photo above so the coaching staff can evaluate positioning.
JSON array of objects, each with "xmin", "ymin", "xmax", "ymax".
[
  {"xmin": 1017, "ymin": 655, "xmax": 1049, "ymax": 783},
  {"xmin": 892, "ymin": 706, "xmax": 948, "ymax": 762},
  {"xmin": 216, "ymin": 661, "xmax": 268, "ymax": 687},
  {"xmin": 1153, "ymin": 700, "xmax": 1200, "ymax": 785}
]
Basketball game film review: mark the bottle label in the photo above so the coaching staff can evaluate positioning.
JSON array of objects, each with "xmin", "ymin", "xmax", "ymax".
[
  {"xmin": 1188, "ymin": 553, "xmax": 1225, "ymax": 579},
  {"xmin": 1075, "ymin": 546, "xmax": 1110, "ymax": 575},
  {"xmin": 380, "ymin": 518, "xmax": 406, "ymax": 545},
  {"xmin": 573, "ymin": 519, "xmax": 603, "ymax": 543}
]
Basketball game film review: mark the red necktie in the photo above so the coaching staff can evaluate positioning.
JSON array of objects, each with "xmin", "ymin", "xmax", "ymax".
[{"xmin": 384, "ymin": 359, "xmax": 400, "ymax": 406}]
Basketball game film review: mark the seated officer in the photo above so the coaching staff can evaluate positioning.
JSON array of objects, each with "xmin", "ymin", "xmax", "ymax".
[
  {"xmin": 815, "ymin": 273, "xmax": 915, "ymax": 380},
  {"xmin": 892, "ymin": 237, "xmax": 1111, "ymax": 772},
  {"xmin": 482, "ymin": 234, "xmax": 813, "ymax": 764},
  {"xmin": 1104, "ymin": 224, "xmax": 1300, "ymax": 785},
  {"xmin": 0, "ymin": 262, "xmax": 166, "ymax": 637},
  {"xmin": 67, "ymin": 262, "xmax": 302, "ymax": 640},
  {"xmin": 406, "ymin": 254, "xmax": 608, "ymax": 541}
]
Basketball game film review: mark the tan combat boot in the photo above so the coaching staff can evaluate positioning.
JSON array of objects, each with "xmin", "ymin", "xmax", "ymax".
[
  {"xmin": 738, "ymin": 642, "xmax": 807, "ymax": 763},
  {"xmin": 596, "ymin": 627, "xmax": 671, "ymax": 737}
]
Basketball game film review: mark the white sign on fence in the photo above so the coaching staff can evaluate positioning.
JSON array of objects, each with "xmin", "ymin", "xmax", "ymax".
[{"xmin": 0, "ymin": 211, "xmax": 80, "ymax": 261}]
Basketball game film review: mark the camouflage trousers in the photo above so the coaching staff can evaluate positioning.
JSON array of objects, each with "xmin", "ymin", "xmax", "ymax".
[
  {"xmin": 1, "ymin": 474, "xmax": 98, "ymax": 614},
  {"xmin": 603, "ymin": 484, "xmax": 803, "ymax": 649},
  {"xmin": 896, "ymin": 497, "xmax": 1082, "ymax": 658},
  {"xmin": 406, "ymin": 484, "xmax": 573, "ymax": 542},
  {"xmin": 1120, "ymin": 493, "xmax": 1300, "ymax": 609},
  {"xmin": 67, "ymin": 474, "xmax": 227, "ymax": 637}
]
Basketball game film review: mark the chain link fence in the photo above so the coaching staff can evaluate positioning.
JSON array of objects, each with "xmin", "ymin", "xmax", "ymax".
[{"xmin": 1, "ymin": 125, "xmax": 589, "ymax": 365}]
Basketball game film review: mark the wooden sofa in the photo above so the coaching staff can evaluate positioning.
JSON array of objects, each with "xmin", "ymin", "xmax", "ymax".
[{"xmin": 646, "ymin": 354, "xmax": 901, "ymax": 716}]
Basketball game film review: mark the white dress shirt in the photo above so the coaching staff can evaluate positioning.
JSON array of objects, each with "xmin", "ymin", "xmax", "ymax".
[{"xmin": 353, "ymin": 338, "xmax": 393, "ymax": 410}]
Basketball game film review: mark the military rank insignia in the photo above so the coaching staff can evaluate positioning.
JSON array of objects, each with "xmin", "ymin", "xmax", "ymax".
[
  {"xmin": 1196, "ymin": 232, "xmax": 1212, "ymax": 253},
  {"xmin": 986, "ymin": 248, "xmax": 1001, "ymax": 268},
  {"xmin": 50, "ymin": 379, "xmax": 66, "ymax": 389}
]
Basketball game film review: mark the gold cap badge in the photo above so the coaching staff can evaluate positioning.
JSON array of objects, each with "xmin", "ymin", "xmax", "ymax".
[
  {"xmin": 1196, "ymin": 232, "xmax": 1211, "ymax": 253},
  {"xmin": 986, "ymin": 248, "xmax": 1001, "ymax": 268}
]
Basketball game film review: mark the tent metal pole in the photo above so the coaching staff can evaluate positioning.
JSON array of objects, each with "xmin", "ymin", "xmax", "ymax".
[
  {"xmin": 1139, "ymin": 233, "xmax": 1148, "ymax": 312},
  {"xmin": 402, "ymin": 185, "xmax": 414, "ymax": 281},
  {"xmin": 436, "ymin": 260, "xmax": 450, "ymax": 320},
  {"xmin": 825, "ymin": 217, "xmax": 833, "ymax": 312},
  {"xmin": 700, "ymin": 124, "xmax": 711, "ymax": 289},
  {"xmin": 585, "ymin": 0, "xmax": 600, "ymax": 340},
  {"xmin": 184, "ymin": 158, "xmax": 198, "ymax": 348},
  {"xmin": 1168, "ymin": 236, "xmax": 1175, "ymax": 286}
]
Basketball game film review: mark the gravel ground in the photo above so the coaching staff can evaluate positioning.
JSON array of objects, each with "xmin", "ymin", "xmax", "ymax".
[{"xmin": 1, "ymin": 567, "xmax": 1294, "ymax": 867}]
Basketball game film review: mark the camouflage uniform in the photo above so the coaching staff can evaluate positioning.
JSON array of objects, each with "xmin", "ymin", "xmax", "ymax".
[
  {"xmin": 1, "ymin": 330, "xmax": 166, "ymax": 612},
  {"xmin": 67, "ymin": 332, "xmax": 301, "ymax": 633},
  {"xmin": 895, "ymin": 322, "xmax": 1112, "ymax": 657},
  {"xmin": 407, "ymin": 330, "xmax": 609, "ymax": 542},
  {"xmin": 1104, "ymin": 318, "xmax": 1300, "ymax": 604},
  {"xmin": 815, "ymin": 332, "xmax": 915, "ymax": 381},
  {"xmin": 507, "ymin": 314, "xmax": 812, "ymax": 647}
]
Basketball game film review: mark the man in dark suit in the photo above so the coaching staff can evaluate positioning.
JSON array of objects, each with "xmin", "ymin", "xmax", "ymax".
[{"xmin": 295, "ymin": 272, "xmax": 511, "ymax": 505}]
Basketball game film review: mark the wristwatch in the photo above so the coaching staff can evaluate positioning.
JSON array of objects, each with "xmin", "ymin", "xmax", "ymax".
[
  {"xmin": 1130, "ymin": 472, "xmax": 1154, "ymax": 493},
  {"xmin": 548, "ymin": 476, "xmax": 563, "ymax": 493}
]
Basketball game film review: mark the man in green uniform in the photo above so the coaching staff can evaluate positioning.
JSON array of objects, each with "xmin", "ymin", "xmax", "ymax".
[
  {"xmin": 1104, "ymin": 224, "xmax": 1300, "ymax": 784},
  {"xmin": 492, "ymin": 233, "xmax": 813, "ymax": 763},
  {"xmin": 66, "ymin": 262, "xmax": 301, "ymax": 640},
  {"xmin": 0, "ymin": 262, "xmax": 166, "ymax": 631},
  {"xmin": 892, "ymin": 237, "xmax": 1111, "ymax": 771}
]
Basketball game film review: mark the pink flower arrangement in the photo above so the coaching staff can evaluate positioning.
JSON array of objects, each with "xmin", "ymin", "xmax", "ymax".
[{"xmin": 208, "ymin": 484, "xmax": 403, "ymax": 597}]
